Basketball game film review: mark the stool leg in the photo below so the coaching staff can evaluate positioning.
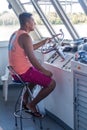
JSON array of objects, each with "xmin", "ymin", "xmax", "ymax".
[
  {"xmin": 39, "ymin": 118, "xmax": 43, "ymax": 130},
  {"xmin": 15, "ymin": 116, "xmax": 18, "ymax": 127},
  {"xmin": 15, "ymin": 87, "xmax": 24, "ymax": 111},
  {"xmin": 27, "ymin": 86, "xmax": 43, "ymax": 130},
  {"xmin": 3, "ymin": 80, "xmax": 8, "ymax": 101},
  {"xmin": 37, "ymin": 105, "xmax": 43, "ymax": 130},
  {"xmin": 20, "ymin": 116, "xmax": 23, "ymax": 130},
  {"xmin": 14, "ymin": 86, "xmax": 27, "ymax": 130},
  {"xmin": 19, "ymin": 86, "xmax": 27, "ymax": 130},
  {"xmin": 27, "ymin": 87, "xmax": 36, "ymax": 123}
]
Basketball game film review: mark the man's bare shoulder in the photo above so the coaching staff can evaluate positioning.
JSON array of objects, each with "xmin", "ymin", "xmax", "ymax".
[
  {"xmin": 18, "ymin": 33, "xmax": 32, "ymax": 48},
  {"xmin": 19, "ymin": 32, "xmax": 31, "ymax": 39}
]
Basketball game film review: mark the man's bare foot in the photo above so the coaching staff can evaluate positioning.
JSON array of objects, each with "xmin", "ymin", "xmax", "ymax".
[{"xmin": 26, "ymin": 103, "xmax": 37, "ymax": 112}]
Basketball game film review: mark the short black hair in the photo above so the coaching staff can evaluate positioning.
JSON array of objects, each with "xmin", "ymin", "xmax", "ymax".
[{"xmin": 19, "ymin": 12, "xmax": 32, "ymax": 26}]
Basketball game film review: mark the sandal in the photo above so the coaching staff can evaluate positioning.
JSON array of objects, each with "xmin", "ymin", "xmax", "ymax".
[
  {"xmin": 25, "ymin": 110, "xmax": 44, "ymax": 118},
  {"xmin": 25, "ymin": 104, "xmax": 44, "ymax": 118},
  {"xmin": 25, "ymin": 110, "xmax": 43, "ymax": 117}
]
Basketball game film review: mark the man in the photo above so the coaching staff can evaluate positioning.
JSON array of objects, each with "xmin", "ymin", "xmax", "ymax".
[{"xmin": 8, "ymin": 12, "xmax": 56, "ymax": 117}]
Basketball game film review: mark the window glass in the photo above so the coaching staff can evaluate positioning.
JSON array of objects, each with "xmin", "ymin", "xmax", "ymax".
[
  {"xmin": 20, "ymin": 0, "xmax": 72, "ymax": 39},
  {"xmin": 38, "ymin": 2, "xmax": 71, "ymax": 39},
  {"xmin": 21, "ymin": 0, "xmax": 87, "ymax": 39},
  {"xmin": 2, "ymin": 0, "xmax": 87, "ymax": 41},
  {"xmin": 0, "ymin": 0, "xmax": 19, "ymax": 41},
  {"xmin": 59, "ymin": 0, "xmax": 87, "ymax": 38}
]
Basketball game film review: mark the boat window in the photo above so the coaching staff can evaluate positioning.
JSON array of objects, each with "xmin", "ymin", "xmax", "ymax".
[
  {"xmin": 21, "ymin": 0, "xmax": 71, "ymax": 39},
  {"xmin": 38, "ymin": 1, "xmax": 71, "ymax": 39},
  {"xmin": 20, "ymin": 0, "xmax": 87, "ymax": 39},
  {"xmin": 59, "ymin": 0, "xmax": 87, "ymax": 38},
  {"xmin": 21, "ymin": 1, "xmax": 52, "ymax": 38},
  {"xmin": 1, "ymin": 0, "xmax": 87, "ymax": 41},
  {"xmin": 0, "ymin": 0, "xmax": 19, "ymax": 41}
]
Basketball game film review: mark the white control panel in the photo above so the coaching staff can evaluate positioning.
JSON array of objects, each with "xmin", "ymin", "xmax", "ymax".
[{"xmin": 45, "ymin": 52, "xmax": 74, "ymax": 70}]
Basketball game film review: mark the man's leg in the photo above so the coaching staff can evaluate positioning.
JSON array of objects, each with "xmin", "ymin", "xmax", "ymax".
[
  {"xmin": 20, "ymin": 67, "xmax": 56, "ymax": 116},
  {"xmin": 26, "ymin": 79, "xmax": 56, "ymax": 112}
]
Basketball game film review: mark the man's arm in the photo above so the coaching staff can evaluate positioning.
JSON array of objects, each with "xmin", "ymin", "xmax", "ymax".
[
  {"xmin": 33, "ymin": 38, "xmax": 50, "ymax": 50},
  {"xmin": 18, "ymin": 33, "xmax": 52, "ymax": 77}
]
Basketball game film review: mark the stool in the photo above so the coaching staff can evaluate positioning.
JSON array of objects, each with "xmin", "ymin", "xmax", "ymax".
[{"xmin": 8, "ymin": 66, "xmax": 43, "ymax": 130}]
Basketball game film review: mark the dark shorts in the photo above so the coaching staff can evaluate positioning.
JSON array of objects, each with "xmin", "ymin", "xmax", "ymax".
[{"xmin": 13, "ymin": 67, "xmax": 52, "ymax": 88}]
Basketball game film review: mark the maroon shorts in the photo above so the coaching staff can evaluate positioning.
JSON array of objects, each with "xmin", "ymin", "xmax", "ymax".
[{"xmin": 13, "ymin": 67, "xmax": 52, "ymax": 88}]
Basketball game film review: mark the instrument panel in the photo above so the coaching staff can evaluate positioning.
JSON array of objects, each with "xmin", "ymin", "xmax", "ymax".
[{"xmin": 45, "ymin": 51, "xmax": 74, "ymax": 71}]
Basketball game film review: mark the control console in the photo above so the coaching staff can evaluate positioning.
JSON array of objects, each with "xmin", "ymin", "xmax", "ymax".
[{"xmin": 45, "ymin": 52, "xmax": 74, "ymax": 71}]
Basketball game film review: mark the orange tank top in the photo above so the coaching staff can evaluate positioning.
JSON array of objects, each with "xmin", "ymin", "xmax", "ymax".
[{"xmin": 8, "ymin": 30, "xmax": 32, "ymax": 74}]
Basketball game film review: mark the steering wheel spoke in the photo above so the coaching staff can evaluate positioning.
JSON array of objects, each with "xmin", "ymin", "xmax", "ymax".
[{"xmin": 41, "ymin": 29, "xmax": 64, "ymax": 54}]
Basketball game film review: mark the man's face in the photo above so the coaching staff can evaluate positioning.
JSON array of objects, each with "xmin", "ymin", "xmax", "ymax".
[{"xmin": 27, "ymin": 16, "xmax": 36, "ymax": 31}]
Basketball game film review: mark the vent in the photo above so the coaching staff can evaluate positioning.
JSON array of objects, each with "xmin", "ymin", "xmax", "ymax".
[{"xmin": 74, "ymin": 73, "xmax": 87, "ymax": 130}]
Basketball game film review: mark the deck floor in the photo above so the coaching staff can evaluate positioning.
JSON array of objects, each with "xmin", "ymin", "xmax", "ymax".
[{"xmin": 0, "ymin": 85, "xmax": 64, "ymax": 130}]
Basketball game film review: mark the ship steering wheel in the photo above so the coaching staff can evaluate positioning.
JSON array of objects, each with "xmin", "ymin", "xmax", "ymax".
[{"xmin": 41, "ymin": 29, "xmax": 65, "ymax": 59}]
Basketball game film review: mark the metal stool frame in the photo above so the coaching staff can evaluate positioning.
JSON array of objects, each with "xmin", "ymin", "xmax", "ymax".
[{"xmin": 8, "ymin": 66, "xmax": 43, "ymax": 130}]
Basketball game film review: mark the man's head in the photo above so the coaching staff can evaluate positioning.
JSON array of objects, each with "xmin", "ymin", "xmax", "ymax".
[{"xmin": 19, "ymin": 12, "xmax": 36, "ymax": 31}]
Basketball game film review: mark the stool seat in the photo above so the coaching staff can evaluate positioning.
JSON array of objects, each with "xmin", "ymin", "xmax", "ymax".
[{"xmin": 13, "ymin": 80, "xmax": 28, "ymax": 84}]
